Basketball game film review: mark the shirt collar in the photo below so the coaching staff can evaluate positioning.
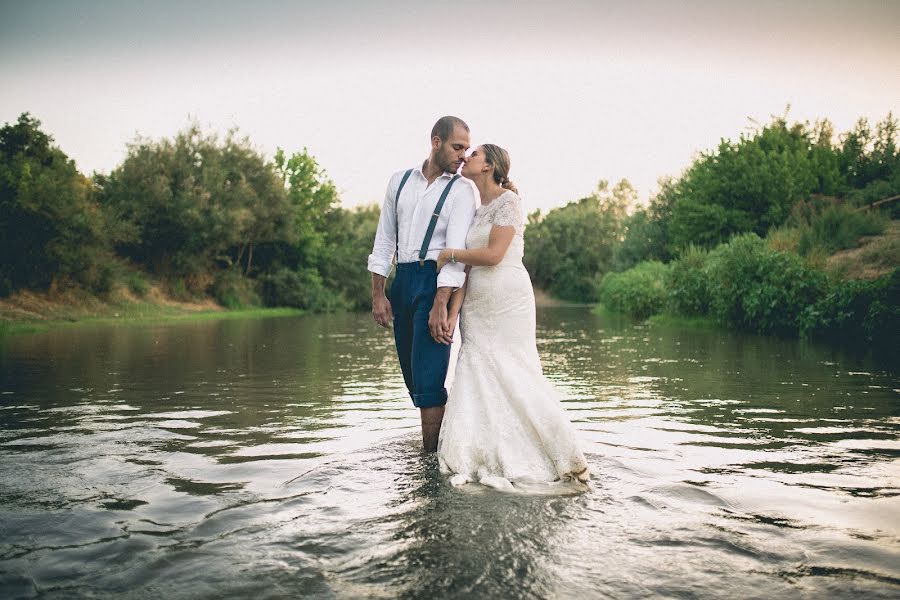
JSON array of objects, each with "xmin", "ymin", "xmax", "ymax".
[{"xmin": 414, "ymin": 161, "xmax": 455, "ymax": 180}]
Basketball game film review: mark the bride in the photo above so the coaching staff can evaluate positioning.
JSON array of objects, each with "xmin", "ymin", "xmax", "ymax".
[{"xmin": 435, "ymin": 144, "xmax": 590, "ymax": 489}]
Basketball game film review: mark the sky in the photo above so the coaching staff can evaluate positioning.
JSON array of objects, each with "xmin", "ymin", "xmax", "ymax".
[{"xmin": 1, "ymin": 0, "xmax": 898, "ymax": 213}]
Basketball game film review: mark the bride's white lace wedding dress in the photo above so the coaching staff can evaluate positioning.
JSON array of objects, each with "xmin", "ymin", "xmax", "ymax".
[{"xmin": 437, "ymin": 191, "xmax": 590, "ymax": 489}]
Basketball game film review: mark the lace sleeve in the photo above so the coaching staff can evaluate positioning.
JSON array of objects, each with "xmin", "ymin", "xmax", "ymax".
[{"xmin": 491, "ymin": 193, "xmax": 524, "ymax": 231}]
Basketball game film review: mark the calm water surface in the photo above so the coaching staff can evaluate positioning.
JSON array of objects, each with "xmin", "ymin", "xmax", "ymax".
[{"xmin": 1, "ymin": 308, "xmax": 898, "ymax": 599}]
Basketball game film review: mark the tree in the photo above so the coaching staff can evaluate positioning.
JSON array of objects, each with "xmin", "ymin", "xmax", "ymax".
[
  {"xmin": 267, "ymin": 148, "xmax": 340, "ymax": 271},
  {"xmin": 0, "ymin": 113, "xmax": 108, "ymax": 295},
  {"xmin": 99, "ymin": 124, "xmax": 289, "ymax": 288},
  {"xmin": 665, "ymin": 113, "xmax": 899, "ymax": 252}
]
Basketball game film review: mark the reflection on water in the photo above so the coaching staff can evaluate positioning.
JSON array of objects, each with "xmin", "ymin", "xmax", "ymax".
[{"xmin": 1, "ymin": 309, "xmax": 898, "ymax": 598}]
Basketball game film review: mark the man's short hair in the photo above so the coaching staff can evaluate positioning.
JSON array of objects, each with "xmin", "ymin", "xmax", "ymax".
[{"xmin": 431, "ymin": 116, "xmax": 469, "ymax": 142}]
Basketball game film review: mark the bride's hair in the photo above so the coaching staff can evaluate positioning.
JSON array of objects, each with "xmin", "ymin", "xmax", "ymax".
[{"xmin": 481, "ymin": 144, "xmax": 518, "ymax": 194}]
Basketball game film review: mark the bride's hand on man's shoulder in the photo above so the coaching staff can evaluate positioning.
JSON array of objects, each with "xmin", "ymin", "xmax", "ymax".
[{"xmin": 436, "ymin": 248, "xmax": 452, "ymax": 272}]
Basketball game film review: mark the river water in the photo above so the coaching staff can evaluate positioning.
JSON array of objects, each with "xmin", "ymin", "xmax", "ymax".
[{"xmin": 0, "ymin": 308, "xmax": 898, "ymax": 599}]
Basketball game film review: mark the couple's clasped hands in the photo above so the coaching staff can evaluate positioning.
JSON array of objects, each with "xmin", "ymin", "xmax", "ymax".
[
  {"xmin": 372, "ymin": 294, "xmax": 456, "ymax": 345},
  {"xmin": 427, "ymin": 299, "xmax": 457, "ymax": 345},
  {"xmin": 431, "ymin": 253, "xmax": 460, "ymax": 344}
]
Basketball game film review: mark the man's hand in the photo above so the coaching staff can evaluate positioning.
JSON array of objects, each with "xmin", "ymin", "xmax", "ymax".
[
  {"xmin": 372, "ymin": 294, "xmax": 393, "ymax": 328},
  {"xmin": 429, "ymin": 289, "xmax": 452, "ymax": 344}
]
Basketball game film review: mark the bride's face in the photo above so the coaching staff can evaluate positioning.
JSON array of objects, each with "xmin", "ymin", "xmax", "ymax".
[{"xmin": 461, "ymin": 146, "xmax": 489, "ymax": 180}]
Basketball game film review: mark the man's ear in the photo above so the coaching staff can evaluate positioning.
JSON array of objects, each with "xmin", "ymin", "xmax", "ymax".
[{"xmin": 431, "ymin": 136, "xmax": 442, "ymax": 151}]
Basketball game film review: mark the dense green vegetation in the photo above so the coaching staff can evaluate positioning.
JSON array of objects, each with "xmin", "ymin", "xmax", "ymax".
[
  {"xmin": 1, "ymin": 113, "xmax": 378, "ymax": 312},
  {"xmin": 2, "ymin": 110, "xmax": 897, "ymax": 354},
  {"xmin": 540, "ymin": 113, "xmax": 899, "ymax": 354},
  {"xmin": 524, "ymin": 179, "xmax": 633, "ymax": 300}
]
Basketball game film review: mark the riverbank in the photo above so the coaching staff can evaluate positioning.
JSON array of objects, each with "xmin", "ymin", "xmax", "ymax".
[{"xmin": 0, "ymin": 286, "xmax": 302, "ymax": 337}]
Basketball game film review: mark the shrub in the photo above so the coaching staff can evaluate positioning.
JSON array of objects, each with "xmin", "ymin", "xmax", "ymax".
[
  {"xmin": 786, "ymin": 197, "xmax": 887, "ymax": 257},
  {"xmin": 767, "ymin": 226, "xmax": 801, "ymax": 253},
  {"xmin": 666, "ymin": 245, "xmax": 712, "ymax": 316},
  {"xmin": 168, "ymin": 278, "xmax": 190, "ymax": 301},
  {"xmin": 596, "ymin": 261, "xmax": 669, "ymax": 319},
  {"xmin": 800, "ymin": 268, "xmax": 900, "ymax": 351},
  {"xmin": 123, "ymin": 271, "xmax": 149, "ymax": 297},
  {"xmin": 259, "ymin": 266, "xmax": 348, "ymax": 312},
  {"xmin": 705, "ymin": 234, "xmax": 828, "ymax": 335},
  {"xmin": 524, "ymin": 192, "xmax": 624, "ymax": 302},
  {"xmin": 796, "ymin": 203, "xmax": 886, "ymax": 256},
  {"xmin": 210, "ymin": 270, "xmax": 260, "ymax": 309}
]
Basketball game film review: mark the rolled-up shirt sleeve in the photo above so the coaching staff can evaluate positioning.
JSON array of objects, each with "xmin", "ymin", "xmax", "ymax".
[
  {"xmin": 367, "ymin": 175, "xmax": 398, "ymax": 278},
  {"xmin": 436, "ymin": 183, "xmax": 477, "ymax": 289}
]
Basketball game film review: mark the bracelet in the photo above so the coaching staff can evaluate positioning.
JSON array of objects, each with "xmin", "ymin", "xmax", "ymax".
[{"xmin": 450, "ymin": 250, "xmax": 457, "ymax": 264}]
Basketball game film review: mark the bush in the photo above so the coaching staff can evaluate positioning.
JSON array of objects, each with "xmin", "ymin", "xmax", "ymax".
[
  {"xmin": 845, "ymin": 171, "xmax": 900, "ymax": 219},
  {"xmin": 767, "ymin": 226, "xmax": 801, "ymax": 253},
  {"xmin": 666, "ymin": 245, "xmax": 712, "ymax": 316},
  {"xmin": 524, "ymin": 191, "xmax": 625, "ymax": 302},
  {"xmin": 795, "ymin": 203, "xmax": 886, "ymax": 256},
  {"xmin": 259, "ymin": 267, "xmax": 348, "ymax": 312},
  {"xmin": 123, "ymin": 271, "xmax": 149, "ymax": 297},
  {"xmin": 596, "ymin": 261, "xmax": 669, "ymax": 319},
  {"xmin": 800, "ymin": 268, "xmax": 900, "ymax": 351},
  {"xmin": 705, "ymin": 234, "xmax": 828, "ymax": 335},
  {"xmin": 210, "ymin": 270, "xmax": 260, "ymax": 309}
]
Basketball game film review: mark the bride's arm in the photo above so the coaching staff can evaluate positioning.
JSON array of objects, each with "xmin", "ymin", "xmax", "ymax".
[{"xmin": 438, "ymin": 225, "xmax": 515, "ymax": 270}]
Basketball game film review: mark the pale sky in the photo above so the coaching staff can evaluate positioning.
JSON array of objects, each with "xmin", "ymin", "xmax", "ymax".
[{"xmin": 2, "ymin": 0, "xmax": 898, "ymax": 212}]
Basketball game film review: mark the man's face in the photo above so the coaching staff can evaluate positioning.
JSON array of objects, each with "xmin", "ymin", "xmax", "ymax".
[{"xmin": 434, "ymin": 125, "xmax": 471, "ymax": 174}]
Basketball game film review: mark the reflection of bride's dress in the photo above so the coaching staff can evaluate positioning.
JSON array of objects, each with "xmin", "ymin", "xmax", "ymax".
[{"xmin": 438, "ymin": 191, "xmax": 589, "ymax": 489}]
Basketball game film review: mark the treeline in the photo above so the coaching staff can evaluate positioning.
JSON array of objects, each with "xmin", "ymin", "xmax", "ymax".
[
  {"xmin": 3, "ymin": 110, "xmax": 898, "ymax": 351},
  {"xmin": 0, "ymin": 113, "xmax": 379, "ymax": 311},
  {"xmin": 524, "ymin": 112, "xmax": 899, "ymax": 352}
]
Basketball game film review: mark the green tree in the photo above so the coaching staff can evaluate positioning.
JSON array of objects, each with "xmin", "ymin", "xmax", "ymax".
[
  {"xmin": 0, "ymin": 113, "xmax": 109, "ymax": 295},
  {"xmin": 263, "ymin": 148, "xmax": 341, "ymax": 272},
  {"xmin": 99, "ymin": 125, "xmax": 288, "ymax": 289},
  {"xmin": 524, "ymin": 178, "xmax": 633, "ymax": 301},
  {"xmin": 666, "ymin": 113, "xmax": 899, "ymax": 252},
  {"xmin": 318, "ymin": 204, "xmax": 381, "ymax": 310}
]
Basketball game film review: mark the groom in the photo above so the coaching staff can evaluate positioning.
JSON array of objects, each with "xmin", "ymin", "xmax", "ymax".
[{"xmin": 368, "ymin": 116, "xmax": 476, "ymax": 452}]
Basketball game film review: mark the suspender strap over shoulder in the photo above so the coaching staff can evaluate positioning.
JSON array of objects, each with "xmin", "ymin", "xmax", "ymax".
[
  {"xmin": 419, "ymin": 174, "xmax": 461, "ymax": 265},
  {"xmin": 393, "ymin": 169, "xmax": 413, "ymax": 264}
]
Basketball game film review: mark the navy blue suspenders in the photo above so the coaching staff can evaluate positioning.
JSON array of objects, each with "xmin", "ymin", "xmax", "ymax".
[
  {"xmin": 394, "ymin": 169, "xmax": 413, "ymax": 262},
  {"xmin": 394, "ymin": 170, "xmax": 462, "ymax": 267}
]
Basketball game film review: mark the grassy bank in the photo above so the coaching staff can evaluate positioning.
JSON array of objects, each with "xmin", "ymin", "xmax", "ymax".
[
  {"xmin": 645, "ymin": 313, "xmax": 720, "ymax": 330},
  {"xmin": 0, "ymin": 287, "xmax": 303, "ymax": 338}
]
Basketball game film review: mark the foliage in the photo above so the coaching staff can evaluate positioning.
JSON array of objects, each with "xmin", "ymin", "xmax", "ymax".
[
  {"xmin": 704, "ymin": 234, "xmax": 828, "ymax": 335},
  {"xmin": 524, "ymin": 179, "xmax": 634, "ymax": 301},
  {"xmin": 317, "ymin": 205, "xmax": 382, "ymax": 310},
  {"xmin": 122, "ymin": 270, "xmax": 149, "ymax": 298},
  {"xmin": 665, "ymin": 245, "xmax": 712, "ymax": 316},
  {"xmin": 97, "ymin": 127, "xmax": 365, "ymax": 312},
  {"xmin": 666, "ymin": 114, "xmax": 898, "ymax": 252},
  {"xmin": 4, "ymin": 108, "xmax": 896, "ymax": 358},
  {"xmin": 0, "ymin": 113, "xmax": 111, "ymax": 295},
  {"xmin": 210, "ymin": 269, "xmax": 260, "ymax": 309},
  {"xmin": 839, "ymin": 115, "xmax": 900, "ymax": 190},
  {"xmin": 596, "ymin": 261, "xmax": 669, "ymax": 319},
  {"xmin": 800, "ymin": 269, "xmax": 899, "ymax": 352},
  {"xmin": 269, "ymin": 147, "xmax": 341, "ymax": 270},
  {"xmin": 259, "ymin": 266, "xmax": 348, "ymax": 312},
  {"xmin": 790, "ymin": 201, "xmax": 886, "ymax": 256},
  {"xmin": 98, "ymin": 125, "xmax": 289, "ymax": 286}
]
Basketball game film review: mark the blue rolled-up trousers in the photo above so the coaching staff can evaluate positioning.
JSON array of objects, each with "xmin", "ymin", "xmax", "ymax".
[{"xmin": 390, "ymin": 261, "xmax": 451, "ymax": 408}]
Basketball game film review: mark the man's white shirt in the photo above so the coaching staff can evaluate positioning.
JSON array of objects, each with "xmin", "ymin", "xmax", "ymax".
[{"xmin": 367, "ymin": 167, "xmax": 476, "ymax": 289}]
